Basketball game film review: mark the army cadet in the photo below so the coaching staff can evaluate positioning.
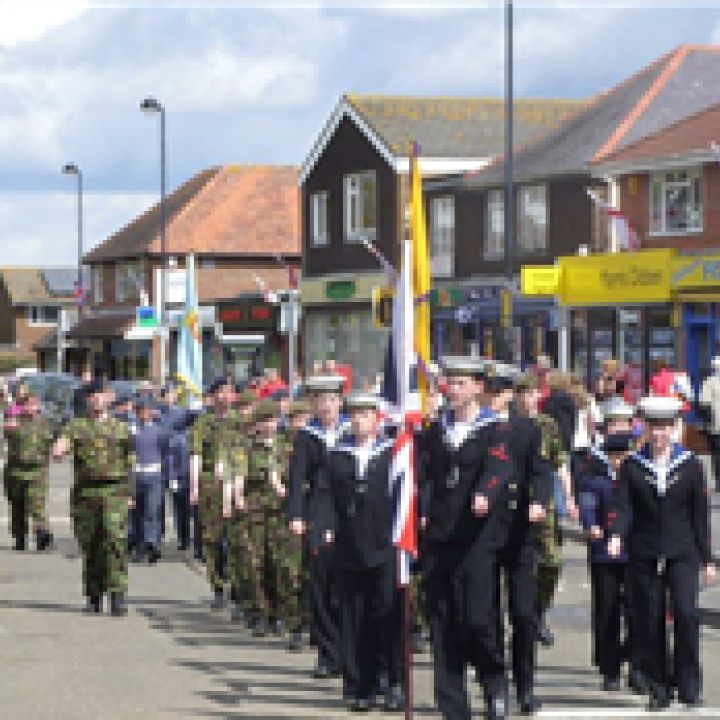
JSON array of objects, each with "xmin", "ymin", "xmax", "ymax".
[
  {"xmin": 609, "ymin": 396, "xmax": 715, "ymax": 711},
  {"xmin": 578, "ymin": 431, "xmax": 636, "ymax": 691},
  {"xmin": 420, "ymin": 357, "xmax": 517, "ymax": 720},
  {"xmin": 487, "ymin": 366, "xmax": 553, "ymax": 717},
  {"xmin": 317, "ymin": 392, "xmax": 404, "ymax": 713},
  {"xmin": 514, "ymin": 373, "xmax": 570, "ymax": 649},
  {"xmin": 288, "ymin": 374, "xmax": 349, "ymax": 679},
  {"xmin": 190, "ymin": 377, "xmax": 246, "ymax": 609},
  {"xmin": 4, "ymin": 391, "xmax": 55, "ymax": 551},
  {"xmin": 53, "ymin": 380, "xmax": 134, "ymax": 615}
]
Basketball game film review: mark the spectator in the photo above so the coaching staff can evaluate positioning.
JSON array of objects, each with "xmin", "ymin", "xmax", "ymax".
[
  {"xmin": 700, "ymin": 356, "xmax": 720, "ymax": 492},
  {"xmin": 257, "ymin": 367, "xmax": 287, "ymax": 399},
  {"xmin": 543, "ymin": 372, "xmax": 577, "ymax": 455}
]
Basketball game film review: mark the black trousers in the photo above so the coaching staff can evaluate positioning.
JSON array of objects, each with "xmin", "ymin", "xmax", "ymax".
[
  {"xmin": 425, "ymin": 543, "xmax": 505, "ymax": 720},
  {"xmin": 192, "ymin": 504, "xmax": 203, "ymax": 558},
  {"xmin": 631, "ymin": 556, "xmax": 701, "ymax": 703},
  {"xmin": 311, "ymin": 542, "xmax": 341, "ymax": 670},
  {"xmin": 497, "ymin": 543, "xmax": 537, "ymax": 698},
  {"xmin": 339, "ymin": 561, "xmax": 403, "ymax": 699},
  {"xmin": 708, "ymin": 433, "xmax": 720, "ymax": 492},
  {"xmin": 591, "ymin": 563, "xmax": 627, "ymax": 679},
  {"xmin": 172, "ymin": 482, "xmax": 191, "ymax": 549}
]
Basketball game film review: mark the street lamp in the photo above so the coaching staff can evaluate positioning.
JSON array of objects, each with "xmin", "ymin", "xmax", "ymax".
[
  {"xmin": 503, "ymin": 0, "xmax": 515, "ymax": 363},
  {"xmin": 140, "ymin": 96, "xmax": 168, "ymax": 385}
]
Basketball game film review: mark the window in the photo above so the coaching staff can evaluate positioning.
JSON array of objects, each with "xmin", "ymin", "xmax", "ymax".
[
  {"xmin": 344, "ymin": 171, "xmax": 377, "ymax": 243},
  {"xmin": 93, "ymin": 267, "xmax": 103, "ymax": 304},
  {"xmin": 517, "ymin": 185, "xmax": 548, "ymax": 254},
  {"xmin": 430, "ymin": 196, "xmax": 455, "ymax": 277},
  {"xmin": 485, "ymin": 190, "xmax": 505, "ymax": 258},
  {"xmin": 199, "ymin": 258, "xmax": 216, "ymax": 269},
  {"xmin": 28, "ymin": 305, "xmax": 59, "ymax": 326},
  {"xmin": 310, "ymin": 191, "xmax": 329, "ymax": 247},
  {"xmin": 115, "ymin": 260, "xmax": 145, "ymax": 302},
  {"xmin": 650, "ymin": 168, "xmax": 703, "ymax": 234}
]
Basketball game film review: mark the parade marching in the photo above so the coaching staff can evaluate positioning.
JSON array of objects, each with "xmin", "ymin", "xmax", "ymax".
[{"xmin": 1, "ymin": 354, "xmax": 715, "ymax": 719}]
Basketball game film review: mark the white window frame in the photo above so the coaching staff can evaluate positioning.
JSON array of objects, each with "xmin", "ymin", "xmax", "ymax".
[
  {"xmin": 649, "ymin": 167, "xmax": 703, "ymax": 236},
  {"xmin": 517, "ymin": 184, "xmax": 548, "ymax": 255},
  {"xmin": 430, "ymin": 195, "xmax": 455, "ymax": 278},
  {"xmin": 485, "ymin": 189, "xmax": 505, "ymax": 259},
  {"xmin": 28, "ymin": 304, "xmax": 59, "ymax": 326},
  {"xmin": 343, "ymin": 171, "xmax": 377, "ymax": 244},
  {"xmin": 114, "ymin": 260, "xmax": 144, "ymax": 303},
  {"xmin": 310, "ymin": 191, "xmax": 329, "ymax": 247},
  {"xmin": 93, "ymin": 267, "xmax": 103, "ymax": 304}
]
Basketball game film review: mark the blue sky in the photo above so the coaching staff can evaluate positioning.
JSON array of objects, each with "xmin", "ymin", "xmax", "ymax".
[{"xmin": 1, "ymin": 1, "xmax": 720, "ymax": 264}]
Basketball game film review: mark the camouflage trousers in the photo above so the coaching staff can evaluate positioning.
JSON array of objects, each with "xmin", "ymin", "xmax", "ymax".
[
  {"xmin": 232, "ymin": 505, "xmax": 303, "ymax": 629},
  {"xmin": 5, "ymin": 468, "xmax": 48, "ymax": 540},
  {"xmin": 198, "ymin": 475, "xmax": 230, "ymax": 592},
  {"xmin": 72, "ymin": 485, "xmax": 128, "ymax": 597},
  {"xmin": 536, "ymin": 503, "xmax": 562, "ymax": 616}
]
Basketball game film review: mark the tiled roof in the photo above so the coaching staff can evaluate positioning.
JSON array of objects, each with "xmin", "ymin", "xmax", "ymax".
[
  {"xmin": 197, "ymin": 266, "xmax": 296, "ymax": 303},
  {"xmin": 345, "ymin": 94, "xmax": 586, "ymax": 158},
  {"xmin": 462, "ymin": 45, "xmax": 720, "ymax": 188},
  {"xmin": 0, "ymin": 267, "xmax": 74, "ymax": 304},
  {"xmin": 85, "ymin": 165, "xmax": 300, "ymax": 263}
]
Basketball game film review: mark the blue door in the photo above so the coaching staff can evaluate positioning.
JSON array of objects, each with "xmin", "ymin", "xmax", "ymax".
[{"xmin": 685, "ymin": 304, "xmax": 717, "ymax": 416}]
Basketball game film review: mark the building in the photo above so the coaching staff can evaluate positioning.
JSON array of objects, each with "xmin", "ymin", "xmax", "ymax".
[
  {"xmin": 0, "ymin": 267, "xmax": 79, "ymax": 371},
  {"xmin": 71, "ymin": 164, "xmax": 300, "ymax": 384},
  {"xmin": 299, "ymin": 93, "xmax": 585, "ymax": 385},
  {"xmin": 426, "ymin": 45, "xmax": 720, "ymax": 378}
]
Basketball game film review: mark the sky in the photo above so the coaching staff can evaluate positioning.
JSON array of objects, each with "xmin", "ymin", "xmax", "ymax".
[{"xmin": 1, "ymin": 0, "xmax": 720, "ymax": 265}]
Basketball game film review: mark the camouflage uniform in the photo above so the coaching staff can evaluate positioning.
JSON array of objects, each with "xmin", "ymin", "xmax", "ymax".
[
  {"xmin": 191, "ymin": 410, "xmax": 245, "ymax": 593},
  {"xmin": 534, "ymin": 412, "xmax": 568, "ymax": 616},
  {"xmin": 4, "ymin": 414, "xmax": 55, "ymax": 545},
  {"xmin": 66, "ymin": 416, "xmax": 134, "ymax": 597}
]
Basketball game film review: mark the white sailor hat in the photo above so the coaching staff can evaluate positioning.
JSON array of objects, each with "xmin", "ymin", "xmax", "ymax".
[
  {"xmin": 638, "ymin": 395, "xmax": 682, "ymax": 422},
  {"xmin": 304, "ymin": 374, "xmax": 346, "ymax": 395},
  {"xmin": 344, "ymin": 392, "xmax": 381, "ymax": 411},
  {"xmin": 601, "ymin": 396, "xmax": 635, "ymax": 421},
  {"xmin": 486, "ymin": 361, "xmax": 520, "ymax": 391},
  {"xmin": 440, "ymin": 355, "xmax": 487, "ymax": 378}
]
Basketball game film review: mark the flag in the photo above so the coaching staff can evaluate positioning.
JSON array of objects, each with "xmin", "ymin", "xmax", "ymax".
[
  {"xmin": 410, "ymin": 142, "xmax": 431, "ymax": 414},
  {"xmin": 176, "ymin": 253, "xmax": 203, "ymax": 395},
  {"xmin": 383, "ymin": 239, "xmax": 418, "ymax": 586}
]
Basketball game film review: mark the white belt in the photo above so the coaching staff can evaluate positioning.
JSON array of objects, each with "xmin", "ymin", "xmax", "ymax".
[{"xmin": 135, "ymin": 462, "xmax": 162, "ymax": 474}]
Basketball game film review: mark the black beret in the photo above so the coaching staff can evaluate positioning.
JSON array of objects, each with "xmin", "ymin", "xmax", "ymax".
[{"xmin": 602, "ymin": 432, "xmax": 635, "ymax": 453}]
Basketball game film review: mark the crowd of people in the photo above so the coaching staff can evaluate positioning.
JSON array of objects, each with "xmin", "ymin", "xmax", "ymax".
[{"xmin": 1, "ymin": 353, "xmax": 716, "ymax": 718}]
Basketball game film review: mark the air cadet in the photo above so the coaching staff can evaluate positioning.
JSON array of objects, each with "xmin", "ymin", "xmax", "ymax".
[
  {"xmin": 317, "ymin": 392, "xmax": 404, "ymax": 713},
  {"xmin": 578, "ymin": 431, "xmax": 636, "ymax": 691},
  {"xmin": 609, "ymin": 395, "xmax": 715, "ymax": 711},
  {"xmin": 487, "ymin": 366, "xmax": 553, "ymax": 716},
  {"xmin": 3, "ymin": 391, "xmax": 55, "ymax": 551},
  {"xmin": 288, "ymin": 374, "xmax": 349, "ymax": 679},
  {"xmin": 53, "ymin": 380, "xmax": 134, "ymax": 616},
  {"xmin": 420, "ymin": 357, "xmax": 515, "ymax": 720},
  {"xmin": 190, "ymin": 377, "xmax": 246, "ymax": 609}
]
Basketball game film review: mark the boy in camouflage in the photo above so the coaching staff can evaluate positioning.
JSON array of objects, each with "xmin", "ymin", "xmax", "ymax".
[
  {"xmin": 53, "ymin": 380, "xmax": 134, "ymax": 616},
  {"xmin": 190, "ymin": 377, "xmax": 247, "ymax": 610},
  {"xmin": 4, "ymin": 391, "xmax": 55, "ymax": 551}
]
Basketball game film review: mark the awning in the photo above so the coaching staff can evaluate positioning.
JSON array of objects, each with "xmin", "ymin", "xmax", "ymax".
[{"xmin": 66, "ymin": 314, "xmax": 132, "ymax": 341}]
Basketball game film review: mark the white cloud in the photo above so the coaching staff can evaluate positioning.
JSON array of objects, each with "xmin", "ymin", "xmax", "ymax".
[
  {"xmin": 0, "ymin": 1, "xmax": 91, "ymax": 47},
  {"xmin": 0, "ymin": 191, "xmax": 155, "ymax": 265}
]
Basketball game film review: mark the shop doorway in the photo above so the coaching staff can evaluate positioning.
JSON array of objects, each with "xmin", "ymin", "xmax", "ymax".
[{"xmin": 686, "ymin": 316, "xmax": 714, "ymax": 409}]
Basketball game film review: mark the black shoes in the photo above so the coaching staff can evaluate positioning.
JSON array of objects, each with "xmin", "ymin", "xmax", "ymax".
[
  {"xmin": 412, "ymin": 629, "xmax": 426, "ymax": 654},
  {"xmin": 487, "ymin": 695, "xmax": 508, "ymax": 720},
  {"xmin": 36, "ymin": 530, "xmax": 53, "ymax": 551},
  {"xmin": 349, "ymin": 697, "xmax": 371, "ymax": 713},
  {"xmin": 148, "ymin": 547, "xmax": 161, "ymax": 564},
  {"xmin": 252, "ymin": 619, "xmax": 269, "ymax": 638},
  {"xmin": 84, "ymin": 595, "xmax": 102, "ymax": 614},
  {"xmin": 14, "ymin": 535, "xmax": 26, "ymax": 551},
  {"xmin": 110, "ymin": 592, "xmax": 127, "ymax": 617},
  {"xmin": 602, "ymin": 676, "xmax": 621, "ymax": 692},
  {"xmin": 313, "ymin": 660, "xmax": 340, "ymax": 679},
  {"xmin": 230, "ymin": 604, "xmax": 245, "ymax": 623},
  {"xmin": 536, "ymin": 620, "xmax": 555, "ymax": 648},
  {"xmin": 648, "ymin": 692, "xmax": 671, "ymax": 712},
  {"xmin": 288, "ymin": 629, "xmax": 303, "ymax": 652},
  {"xmin": 518, "ymin": 691, "xmax": 541, "ymax": 714},
  {"xmin": 384, "ymin": 685, "xmax": 405, "ymax": 712},
  {"xmin": 628, "ymin": 668, "xmax": 648, "ymax": 694},
  {"xmin": 210, "ymin": 588, "xmax": 225, "ymax": 610}
]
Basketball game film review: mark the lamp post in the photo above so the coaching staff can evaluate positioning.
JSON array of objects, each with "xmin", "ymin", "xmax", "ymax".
[
  {"xmin": 140, "ymin": 96, "xmax": 168, "ymax": 386},
  {"xmin": 62, "ymin": 162, "xmax": 83, "ymax": 373},
  {"xmin": 503, "ymin": 0, "xmax": 515, "ymax": 363}
]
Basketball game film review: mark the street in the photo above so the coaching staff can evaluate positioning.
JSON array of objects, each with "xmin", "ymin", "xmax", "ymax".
[{"xmin": 2, "ymin": 460, "xmax": 720, "ymax": 719}]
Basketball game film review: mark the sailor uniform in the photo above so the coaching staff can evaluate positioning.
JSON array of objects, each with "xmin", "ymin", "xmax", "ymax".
[
  {"xmin": 611, "ymin": 443, "xmax": 711, "ymax": 705},
  {"xmin": 316, "ymin": 435, "xmax": 403, "ymax": 702}
]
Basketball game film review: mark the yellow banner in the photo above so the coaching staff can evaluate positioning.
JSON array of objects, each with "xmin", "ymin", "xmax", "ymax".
[
  {"xmin": 521, "ymin": 266, "xmax": 559, "ymax": 296},
  {"xmin": 671, "ymin": 254, "xmax": 720, "ymax": 290},
  {"xmin": 558, "ymin": 249, "xmax": 675, "ymax": 306}
]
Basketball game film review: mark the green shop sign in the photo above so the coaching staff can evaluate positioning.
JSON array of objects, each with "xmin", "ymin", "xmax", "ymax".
[{"xmin": 325, "ymin": 280, "xmax": 357, "ymax": 301}]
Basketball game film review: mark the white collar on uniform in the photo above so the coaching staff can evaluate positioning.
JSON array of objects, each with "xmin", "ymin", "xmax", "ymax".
[
  {"xmin": 441, "ymin": 406, "xmax": 496, "ymax": 450},
  {"xmin": 333, "ymin": 435, "xmax": 393, "ymax": 477},
  {"xmin": 303, "ymin": 416, "xmax": 351, "ymax": 449},
  {"xmin": 629, "ymin": 443, "xmax": 694, "ymax": 497}
]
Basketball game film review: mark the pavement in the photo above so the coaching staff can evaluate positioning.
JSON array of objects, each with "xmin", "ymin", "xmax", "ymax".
[{"xmin": 2, "ymin": 460, "xmax": 720, "ymax": 718}]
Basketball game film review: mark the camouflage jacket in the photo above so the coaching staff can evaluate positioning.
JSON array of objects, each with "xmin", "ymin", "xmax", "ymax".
[
  {"xmin": 245, "ymin": 436, "xmax": 284, "ymax": 511},
  {"xmin": 190, "ymin": 410, "xmax": 247, "ymax": 479},
  {"xmin": 65, "ymin": 415, "xmax": 134, "ymax": 488},
  {"xmin": 536, "ymin": 413, "xmax": 568, "ymax": 471},
  {"xmin": 5, "ymin": 414, "xmax": 54, "ymax": 471}
]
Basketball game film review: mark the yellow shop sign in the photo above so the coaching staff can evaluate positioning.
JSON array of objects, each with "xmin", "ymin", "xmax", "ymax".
[
  {"xmin": 521, "ymin": 265, "xmax": 559, "ymax": 296},
  {"xmin": 558, "ymin": 249, "xmax": 675, "ymax": 306},
  {"xmin": 671, "ymin": 254, "xmax": 720, "ymax": 290}
]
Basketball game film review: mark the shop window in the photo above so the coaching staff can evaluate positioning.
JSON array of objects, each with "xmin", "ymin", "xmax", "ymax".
[
  {"xmin": 344, "ymin": 171, "xmax": 377, "ymax": 244},
  {"xmin": 310, "ymin": 191, "xmax": 329, "ymax": 247},
  {"xmin": 485, "ymin": 189, "xmax": 504, "ymax": 259},
  {"xmin": 430, "ymin": 196, "xmax": 455, "ymax": 278},
  {"xmin": 517, "ymin": 185, "xmax": 548, "ymax": 254},
  {"xmin": 650, "ymin": 168, "xmax": 703, "ymax": 234},
  {"xmin": 28, "ymin": 305, "xmax": 59, "ymax": 326}
]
